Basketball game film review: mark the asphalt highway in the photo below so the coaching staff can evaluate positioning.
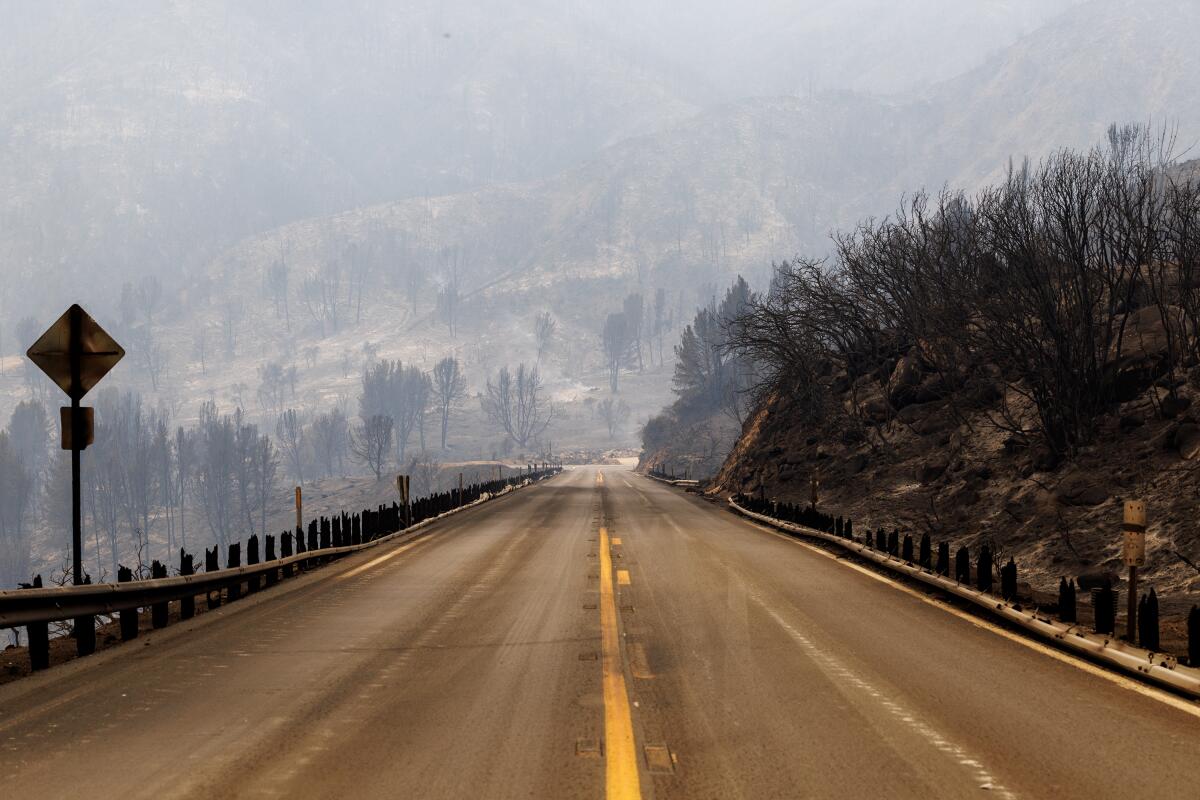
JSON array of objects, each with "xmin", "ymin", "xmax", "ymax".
[{"xmin": 2, "ymin": 466, "xmax": 1199, "ymax": 799}]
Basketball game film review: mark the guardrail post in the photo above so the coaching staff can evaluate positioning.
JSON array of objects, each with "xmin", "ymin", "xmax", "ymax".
[
  {"xmin": 888, "ymin": 529, "xmax": 899, "ymax": 557},
  {"xmin": 150, "ymin": 560, "xmax": 168, "ymax": 628},
  {"xmin": 875, "ymin": 528, "xmax": 886, "ymax": 551},
  {"xmin": 1189, "ymin": 606, "xmax": 1200, "ymax": 666},
  {"xmin": 179, "ymin": 550, "xmax": 195, "ymax": 620},
  {"xmin": 75, "ymin": 573, "xmax": 95, "ymax": 657},
  {"xmin": 307, "ymin": 520, "xmax": 318, "ymax": 553},
  {"xmin": 227, "ymin": 542, "xmax": 241, "ymax": 602},
  {"xmin": 320, "ymin": 517, "xmax": 331, "ymax": 550},
  {"xmin": 246, "ymin": 535, "xmax": 260, "ymax": 593},
  {"xmin": 1138, "ymin": 589, "xmax": 1160, "ymax": 651},
  {"xmin": 206, "ymin": 546, "xmax": 221, "ymax": 609},
  {"xmin": 352, "ymin": 513, "xmax": 361, "ymax": 545},
  {"xmin": 901, "ymin": 534, "xmax": 913, "ymax": 564},
  {"xmin": 24, "ymin": 575, "xmax": 50, "ymax": 671},
  {"xmin": 844, "ymin": 519, "xmax": 853, "ymax": 540},
  {"xmin": 332, "ymin": 515, "xmax": 343, "ymax": 547},
  {"xmin": 977, "ymin": 545, "xmax": 993, "ymax": 593},
  {"xmin": 936, "ymin": 542, "xmax": 949, "ymax": 576},
  {"xmin": 118, "ymin": 565, "xmax": 138, "ymax": 640},
  {"xmin": 918, "ymin": 534, "xmax": 931, "ymax": 569},
  {"xmin": 955, "ymin": 546, "xmax": 970, "ymax": 584}
]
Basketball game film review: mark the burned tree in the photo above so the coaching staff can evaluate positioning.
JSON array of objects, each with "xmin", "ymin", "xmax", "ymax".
[{"xmin": 483, "ymin": 364, "xmax": 554, "ymax": 448}]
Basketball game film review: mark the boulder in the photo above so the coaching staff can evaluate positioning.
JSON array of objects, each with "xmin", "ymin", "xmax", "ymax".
[
  {"xmin": 1156, "ymin": 390, "xmax": 1192, "ymax": 420},
  {"xmin": 858, "ymin": 395, "xmax": 892, "ymax": 423},
  {"xmin": 1175, "ymin": 422, "xmax": 1200, "ymax": 460},
  {"xmin": 1114, "ymin": 305, "xmax": 1183, "ymax": 362},
  {"xmin": 1055, "ymin": 471, "xmax": 1109, "ymax": 507},
  {"xmin": 1119, "ymin": 413, "xmax": 1145, "ymax": 431},
  {"xmin": 896, "ymin": 401, "xmax": 941, "ymax": 425},
  {"xmin": 1077, "ymin": 571, "xmax": 1119, "ymax": 592},
  {"xmin": 1109, "ymin": 305, "xmax": 1185, "ymax": 400},
  {"xmin": 916, "ymin": 457, "xmax": 949, "ymax": 484},
  {"xmin": 886, "ymin": 352, "xmax": 926, "ymax": 410},
  {"xmin": 914, "ymin": 417, "xmax": 952, "ymax": 437}
]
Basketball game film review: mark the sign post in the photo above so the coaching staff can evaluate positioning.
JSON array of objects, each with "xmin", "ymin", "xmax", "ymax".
[
  {"xmin": 295, "ymin": 486, "xmax": 303, "ymax": 531},
  {"xmin": 26, "ymin": 304, "xmax": 124, "ymax": 657},
  {"xmin": 1123, "ymin": 500, "xmax": 1146, "ymax": 642}
]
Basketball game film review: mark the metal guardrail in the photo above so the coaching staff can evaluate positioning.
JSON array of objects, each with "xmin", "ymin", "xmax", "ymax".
[
  {"xmin": 1, "ymin": 472, "xmax": 558, "ymax": 632},
  {"xmin": 645, "ymin": 473, "xmax": 700, "ymax": 488},
  {"xmin": 728, "ymin": 498, "xmax": 1200, "ymax": 700}
]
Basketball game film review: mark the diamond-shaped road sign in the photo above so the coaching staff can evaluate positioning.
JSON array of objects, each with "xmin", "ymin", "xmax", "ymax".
[{"xmin": 26, "ymin": 304, "xmax": 124, "ymax": 400}]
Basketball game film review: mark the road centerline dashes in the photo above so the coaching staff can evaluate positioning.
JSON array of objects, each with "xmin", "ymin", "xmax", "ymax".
[{"xmin": 598, "ymin": 478, "xmax": 643, "ymax": 799}]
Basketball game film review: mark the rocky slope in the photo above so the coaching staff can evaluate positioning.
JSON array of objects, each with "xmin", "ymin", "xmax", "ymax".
[{"xmin": 709, "ymin": 299, "xmax": 1200, "ymax": 619}]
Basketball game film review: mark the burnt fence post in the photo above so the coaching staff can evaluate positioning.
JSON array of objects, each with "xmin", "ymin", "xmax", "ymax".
[
  {"xmin": 919, "ymin": 534, "xmax": 931, "ymax": 570},
  {"xmin": 227, "ymin": 542, "xmax": 242, "ymax": 602},
  {"xmin": 955, "ymin": 546, "xmax": 970, "ymax": 584},
  {"xmin": 1058, "ymin": 578, "xmax": 1077, "ymax": 623},
  {"xmin": 1000, "ymin": 558, "xmax": 1017, "ymax": 602},
  {"xmin": 901, "ymin": 534, "xmax": 913, "ymax": 564},
  {"xmin": 150, "ymin": 560, "xmax": 169, "ymax": 629},
  {"xmin": 206, "ymin": 546, "xmax": 221, "ymax": 609},
  {"xmin": 179, "ymin": 549, "xmax": 196, "ymax": 620},
  {"xmin": 936, "ymin": 542, "xmax": 949, "ymax": 577},
  {"xmin": 246, "ymin": 535, "xmax": 260, "ymax": 593},
  {"xmin": 265, "ymin": 534, "xmax": 277, "ymax": 587},
  {"xmin": 977, "ymin": 545, "xmax": 993, "ymax": 593}
]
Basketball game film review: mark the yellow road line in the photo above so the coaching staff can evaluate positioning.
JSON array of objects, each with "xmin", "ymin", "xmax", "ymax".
[
  {"xmin": 750, "ymin": 520, "xmax": 1200, "ymax": 720},
  {"xmin": 337, "ymin": 536, "xmax": 431, "ymax": 580},
  {"xmin": 617, "ymin": 569, "xmax": 631, "ymax": 586},
  {"xmin": 600, "ymin": 526, "xmax": 642, "ymax": 799}
]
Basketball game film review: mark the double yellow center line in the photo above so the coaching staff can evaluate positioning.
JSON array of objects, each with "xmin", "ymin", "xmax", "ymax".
[{"xmin": 599, "ymin": 525, "xmax": 641, "ymax": 799}]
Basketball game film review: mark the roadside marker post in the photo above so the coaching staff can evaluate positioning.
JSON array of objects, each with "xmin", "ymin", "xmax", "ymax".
[
  {"xmin": 396, "ymin": 474, "xmax": 411, "ymax": 527},
  {"xmin": 26, "ymin": 304, "xmax": 124, "ymax": 658},
  {"xmin": 1123, "ymin": 500, "xmax": 1146, "ymax": 643}
]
